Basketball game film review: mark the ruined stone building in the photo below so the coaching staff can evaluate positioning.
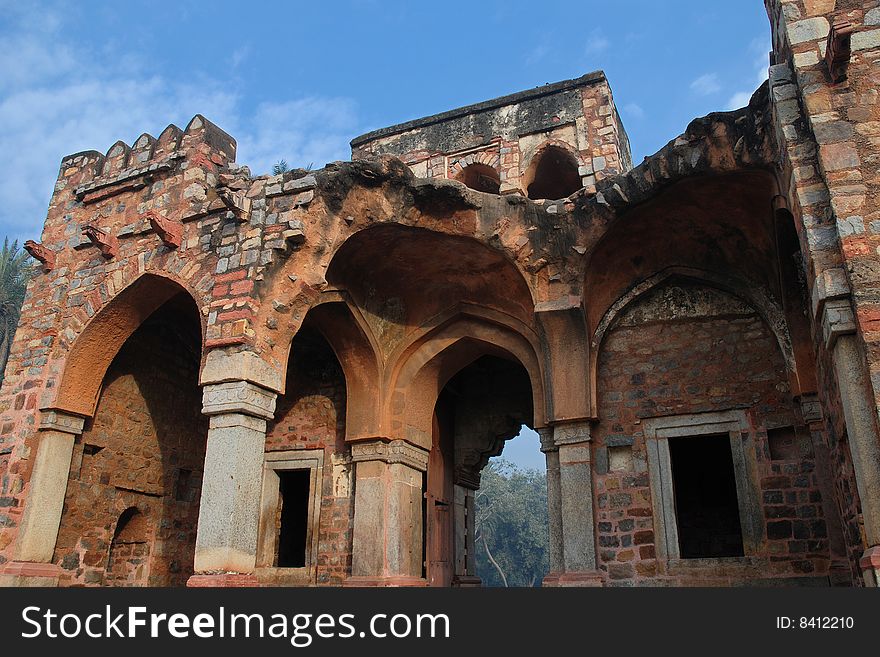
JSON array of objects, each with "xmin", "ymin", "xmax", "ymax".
[{"xmin": 1, "ymin": 0, "xmax": 880, "ymax": 588}]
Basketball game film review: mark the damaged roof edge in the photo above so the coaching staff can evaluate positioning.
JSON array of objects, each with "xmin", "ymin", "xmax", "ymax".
[{"xmin": 350, "ymin": 70, "xmax": 607, "ymax": 148}]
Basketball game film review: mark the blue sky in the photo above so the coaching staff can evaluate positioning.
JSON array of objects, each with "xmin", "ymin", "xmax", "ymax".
[{"xmin": 0, "ymin": 1, "xmax": 770, "ymax": 469}]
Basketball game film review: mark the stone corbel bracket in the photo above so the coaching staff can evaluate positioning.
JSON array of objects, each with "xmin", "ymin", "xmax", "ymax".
[
  {"xmin": 144, "ymin": 210, "xmax": 182, "ymax": 249},
  {"xmin": 82, "ymin": 225, "xmax": 119, "ymax": 259},
  {"xmin": 350, "ymin": 439, "xmax": 429, "ymax": 472},
  {"xmin": 217, "ymin": 187, "xmax": 252, "ymax": 223},
  {"xmin": 23, "ymin": 240, "xmax": 56, "ymax": 272},
  {"xmin": 825, "ymin": 19, "xmax": 854, "ymax": 83}
]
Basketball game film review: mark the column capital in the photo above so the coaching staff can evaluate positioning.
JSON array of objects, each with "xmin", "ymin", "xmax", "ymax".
[
  {"xmin": 350, "ymin": 439, "xmax": 429, "ymax": 472},
  {"xmin": 38, "ymin": 409, "xmax": 86, "ymax": 435},
  {"xmin": 202, "ymin": 380, "xmax": 276, "ymax": 420},
  {"xmin": 537, "ymin": 427, "xmax": 557, "ymax": 453},
  {"xmin": 552, "ymin": 419, "xmax": 592, "ymax": 447},
  {"xmin": 799, "ymin": 393, "xmax": 824, "ymax": 424},
  {"xmin": 822, "ymin": 297, "xmax": 856, "ymax": 350}
]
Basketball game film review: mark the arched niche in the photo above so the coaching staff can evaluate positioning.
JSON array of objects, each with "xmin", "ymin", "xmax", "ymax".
[
  {"xmin": 522, "ymin": 144, "xmax": 582, "ymax": 200},
  {"xmin": 455, "ymin": 163, "xmax": 501, "ymax": 194}
]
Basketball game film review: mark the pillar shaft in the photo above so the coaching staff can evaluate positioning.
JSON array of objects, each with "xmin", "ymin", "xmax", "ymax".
[
  {"xmin": 347, "ymin": 439, "xmax": 428, "ymax": 586},
  {"xmin": 549, "ymin": 421, "xmax": 602, "ymax": 586},
  {"xmin": 539, "ymin": 428, "xmax": 564, "ymax": 577},
  {"xmin": 192, "ymin": 380, "xmax": 276, "ymax": 576},
  {"xmin": 14, "ymin": 410, "xmax": 84, "ymax": 564},
  {"xmin": 823, "ymin": 299, "xmax": 880, "ymax": 585}
]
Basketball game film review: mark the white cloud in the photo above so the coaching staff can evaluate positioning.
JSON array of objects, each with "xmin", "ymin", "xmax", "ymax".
[
  {"xmin": 623, "ymin": 102, "xmax": 645, "ymax": 119},
  {"xmin": 0, "ymin": 3, "xmax": 359, "ymax": 243},
  {"xmin": 237, "ymin": 98, "xmax": 358, "ymax": 175},
  {"xmin": 690, "ymin": 72, "xmax": 721, "ymax": 96},
  {"xmin": 725, "ymin": 91, "xmax": 753, "ymax": 110},
  {"xmin": 725, "ymin": 36, "xmax": 771, "ymax": 111},
  {"xmin": 585, "ymin": 28, "xmax": 610, "ymax": 55}
]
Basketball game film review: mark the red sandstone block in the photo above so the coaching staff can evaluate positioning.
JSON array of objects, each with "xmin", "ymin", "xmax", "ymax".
[
  {"xmin": 216, "ymin": 309, "xmax": 253, "ymax": 322},
  {"xmin": 214, "ymin": 270, "xmax": 248, "ymax": 283},
  {"xmin": 229, "ymin": 279, "xmax": 254, "ymax": 295}
]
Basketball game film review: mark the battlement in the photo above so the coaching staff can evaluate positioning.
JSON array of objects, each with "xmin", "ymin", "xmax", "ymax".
[{"xmin": 55, "ymin": 114, "xmax": 236, "ymax": 193}]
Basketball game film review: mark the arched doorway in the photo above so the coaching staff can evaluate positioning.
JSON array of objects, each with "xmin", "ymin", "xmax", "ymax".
[
  {"xmin": 426, "ymin": 354, "xmax": 535, "ymax": 587},
  {"xmin": 53, "ymin": 281, "xmax": 207, "ymax": 586}
]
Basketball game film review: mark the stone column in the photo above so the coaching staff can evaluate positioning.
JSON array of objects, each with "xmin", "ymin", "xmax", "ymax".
[
  {"xmin": 539, "ymin": 427, "xmax": 564, "ymax": 585},
  {"xmin": 0, "ymin": 410, "xmax": 84, "ymax": 586},
  {"xmin": 188, "ymin": 380, "xmax": 276, "ymax": 587},
  {"xmin": 552, "ymin": 420, "xmax": 603, "ymax": 586},
  {"xmin": 822, "ymin": 298, "xmax": 880, "ymax": 587},
  {"xmin": 346, "ymin": 439, "xmax": 428, "ymax": 586}
]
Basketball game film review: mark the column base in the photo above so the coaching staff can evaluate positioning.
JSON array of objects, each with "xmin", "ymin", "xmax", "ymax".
[
  {"xmin": 543, "ymin": 570, "xmax": 605, "ymax": 587},
  {"xmin": 453, "ymin": 575, "xmax": 482, "ymax": 588},
  {"xmin": 859, "ymin": 546, "xmax": 880, "ymax": 587},
  {"xmin": 343, "ymin": 576, "xmax": 429, "ymax": 587},
  {"xmin": 187, "ymin": 573, "xmax": 260, "ymax": 587},
  {"xmin": 0, "ymin": 561, "xmax": 62, "ymax": 587}
]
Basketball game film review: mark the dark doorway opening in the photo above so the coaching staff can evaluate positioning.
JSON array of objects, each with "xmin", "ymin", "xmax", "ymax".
[
  {"xmin": 276, "ymin": 469, "xmax": 311, "ymax": 567},
  {"xmin": 525, "ymin": 146, "xmax": 581, "ymax": 200},
  {"xmin": 669, "ymin": 434, "xmax": 744, "ymax": 558}
]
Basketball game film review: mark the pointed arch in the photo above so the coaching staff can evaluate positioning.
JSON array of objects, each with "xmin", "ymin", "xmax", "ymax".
[{"xmin": 51, "ymin": 273, "xmax": 202, "ymax": 418}]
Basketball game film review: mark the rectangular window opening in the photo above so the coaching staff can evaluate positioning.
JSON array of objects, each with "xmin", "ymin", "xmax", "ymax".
[
  {"xmin": 275, "ymin": 469, "xmax": 311, "ymax": 568},
  {"xmin": 669, "ymin": 434, "xmax": 744, "ymax": 559}
]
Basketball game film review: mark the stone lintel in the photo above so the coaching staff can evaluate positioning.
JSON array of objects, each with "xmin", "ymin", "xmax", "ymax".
[
  {"xmin": 350, "ymin": 439, "xmax": 429, "ymax": 472},
  {"xmin": 38, "ymin": 409, "xmax": 86, "ymax": 435},
  {"xmin": 202, "ymin": 380, "xmax": 277, "ymax": 420},
  {"xmin": 821, "ymin": 297, "xmax": 856, "ymax": 350},
  {"xmin": 544, "ymin": 570, "xmax": 605, "ymax": 587}
]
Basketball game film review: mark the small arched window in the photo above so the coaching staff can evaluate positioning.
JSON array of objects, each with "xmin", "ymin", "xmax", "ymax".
[
  {"xmin": 106, "ymin": 507, "xmax": 151, "ymax": 586},
  {"xmin": 455, "ymin": 163, "xmax": 501, "ymax": 194},
  {"xmin": 523, "ymin": 145, "xmax": 582, "ymax": 200}
]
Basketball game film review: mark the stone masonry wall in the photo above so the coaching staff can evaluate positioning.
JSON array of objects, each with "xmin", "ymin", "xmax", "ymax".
[
  {"xmin": 351, "ymin": 73, "xmax": 631, "ymax": 196},
  {"xmin": 593, "ymin": 283, "xmax": 833, "ymax": 585},
  {"xmin": 265, "ymin": 327, "xmax": 352, "ymax": 585}
]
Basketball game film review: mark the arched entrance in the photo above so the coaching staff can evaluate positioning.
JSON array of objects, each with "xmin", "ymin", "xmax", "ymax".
[
  {"xmin": 426, "ymin": 354, "xmax": 535, "ymax": 586},
  {"xmin": 51, "ymin": 277, "xmax": 207, "ymax": 586}
]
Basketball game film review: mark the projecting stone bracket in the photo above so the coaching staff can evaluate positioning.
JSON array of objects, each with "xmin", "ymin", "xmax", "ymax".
[
  {"xmin": 82, "ymin": 225, "xmax": 119, "ymax": 259},
  {"xmin": 799, "ymin": 393, "xmax": 824, "ymax": 424},
  {"xmin": 350, "ymin": 439, "xmax": 429, "ymax": 472},
  {"xmin": 201, "ymin": 380, "xmax": 277, "ymax": 420},
  {"xmin": 143, "ymin": 210, "xmax": 182, "ymax": 248},
  {"xmin": 217, "ymin": 187, "xmax": 252, "ymax": 222},
  {"xmin": 821, "ymin": 297, "xmax": 856, "ymax": 350},
  {"xmin": 23, "ymin": 240, "xmax": 56, "ymax": 272},
  {"xmin": 825, "ymin": 19, "xmax": 854, "ymax": 83}
]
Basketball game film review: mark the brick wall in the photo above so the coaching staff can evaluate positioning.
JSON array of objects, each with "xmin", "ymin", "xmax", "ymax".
[
  {"xmin": 593, "ymin": 282, "xmax": 833, "ymax": 585},
  {"xmin": 53, "ymin": 297, "xmax": 206, "ymax": 586},
  {"xmin": 265, "ymin": 327, "xmax": 352, "ymax": 585}
]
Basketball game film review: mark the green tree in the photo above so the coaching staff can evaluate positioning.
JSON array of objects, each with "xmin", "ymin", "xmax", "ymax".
[
  {"xmin": 272, "ymin": 160, "xmax": 290, "ymax": 175},
  {"xmin": 0, "ymin": 238, "xmax": 32, "ymax": 382},
  {"xmin": 474, "ymin": 459, "xmax": 549, "ymax": 587}
]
